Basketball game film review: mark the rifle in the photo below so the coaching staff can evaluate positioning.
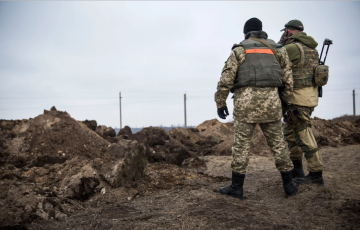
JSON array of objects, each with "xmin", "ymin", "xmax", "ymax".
[{"xmin": 318, "ymin": 38, "xmax": 333, "ymax": 97}]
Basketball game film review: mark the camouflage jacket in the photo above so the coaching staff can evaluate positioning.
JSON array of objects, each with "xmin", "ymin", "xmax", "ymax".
[{"xmin": 215, "ymin": 32, "xmax": 293, "ymax": 123}]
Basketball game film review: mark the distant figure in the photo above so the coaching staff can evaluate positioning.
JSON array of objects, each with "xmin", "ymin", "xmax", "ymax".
[
  {"xmin": 279, "ymin": 20, "xmax": 324, "ymax": 186},
  {"xmin": 214, "ymin": 17, "xmax": 297, "ymax": 199}
]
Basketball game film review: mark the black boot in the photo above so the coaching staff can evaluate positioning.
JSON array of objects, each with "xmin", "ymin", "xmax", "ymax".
[
  {"xmin": 219, "ymin": 171, "xmax": 245, "ymax": 199},
  {"xmin": 294, "ymin": 171, "xmax": 324, "ymax": 186},
  {"xmin": 280, "ymin": 170, "xmax": 298, "ymax": 197},
  {"xmin": 291, "ymin": 160, "xmax": 305, "ymax": 179}
]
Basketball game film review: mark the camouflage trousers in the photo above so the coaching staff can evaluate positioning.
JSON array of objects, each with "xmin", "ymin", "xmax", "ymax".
[
  {"xmin": 232, "ymin": 120, "xmax": 293, "ymax": 174},
  {"xmin": 283, "ymin": 105, "xmax": 324, "ymax": 172}
]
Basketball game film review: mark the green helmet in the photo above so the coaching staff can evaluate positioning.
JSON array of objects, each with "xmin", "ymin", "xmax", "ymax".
[{"xmin": 280, "ymin": 20, "xmax": 304, "ymax": 32}]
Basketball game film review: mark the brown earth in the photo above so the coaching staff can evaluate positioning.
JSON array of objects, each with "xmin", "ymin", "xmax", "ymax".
[
  {"xmin": 331, "ymin": 115, "xmax": 360, "ymax": 123},
  {"xmin": 312, "ymin": 117, "xmax": 360, "ymax": 147},
  {"xmin": 194, "ymin": 117, "xmax": 360, "ymax": 156},
  {"xmin": 1, "ymin": 108, "xmax": 360, "ymax": 229},
  {"xmin": 25, "ymin": 145, "xmax": 360, "ymax": 230},
  {"xmin": 0, "ymin": 107, "xmax": 147, "ymax": 228}
]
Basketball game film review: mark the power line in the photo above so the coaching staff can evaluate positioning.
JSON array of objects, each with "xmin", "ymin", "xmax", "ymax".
[
  {"xmin": 0, "ymin": 92, "xmax": 356, "ymax": 100},
  {"xmin": 324, "ymin": 89, "xmax": 358, "ymax": 92},
  {"xmin": 325, "ymin": 83, "xmax": 360, "ymax": 86},
  {"xmin": 0, "ymin": 96, "xmax": 185, "ymax": 100},
  {"xmin": 0, "ymin": 90, "xmax": 216, "ymax": 94},
  {"xmin": 318, "ymin": 104, "xmax": 354, "ymax": 108},
  {"xmin": 0, "ymin": 103, "xmax": 119, "ymax": 111},
  {"xmin": 2, "ymin": 102, "xmax": 357, "ymax": 111}
]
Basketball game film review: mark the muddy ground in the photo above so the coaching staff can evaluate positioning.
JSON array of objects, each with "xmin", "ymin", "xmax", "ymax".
[
  {"xmin": 26, "ymin": 145, "xmax": 360, "ymax": 230},
  {"xmin": 1, "ymin": 108, "xmax": 360, "ymax": 229}
]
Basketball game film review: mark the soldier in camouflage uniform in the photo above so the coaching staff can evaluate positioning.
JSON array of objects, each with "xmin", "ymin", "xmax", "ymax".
[
  {"xmin": 279, "ymin": 20, "xmax": 324, "ymax": 186},
  {"xmin": 215, "ymin": 18, "xmax": 297, "ymax": 199}
]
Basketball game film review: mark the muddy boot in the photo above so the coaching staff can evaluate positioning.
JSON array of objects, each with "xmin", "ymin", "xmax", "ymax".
[
  {"xmin": 280, "ymin": 170, "xmax": 298, "ymax": 197},
  {"xmin": 294, "ymin": 171, "xmax": 324, "ymax": 186},
  {"xmin": 219, "ymin": 171, "xmax": 245, "ymax": 199},
  {"xmin": 291, "ymin": 160, "xmax": 305, "ymax": 179}
]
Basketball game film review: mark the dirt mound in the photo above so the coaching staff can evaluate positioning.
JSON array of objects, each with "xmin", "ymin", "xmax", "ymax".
[
  {"xmin": 114, "ymin": 119, "xmax": 277, "ymax": 162},
  {"xmin": 194, "ymin": 118, "xmax": 360, "ymax": 156},
  {"xmin": 312, "ymin": 117, "xmax": 360, "ymax": 147},
  {"xmin": 117, "ymin": 126, "xmax": 132, "ymax": 136},
  {"xmin": 94, "ymin": 125, "xmax": 119, "ymax": 143},
  {"xmin": 127, "ymin": 127, "xmax": 191, "ymax": 165},
  {"xmin": 355, "ymin": 119, "xmax": 360, "ymax": 126},
  {"xmin": 331, "ymin": 114, "xmax": 360, "ymax": 123},
  {"xmin": 169, "ymin": 127, "xmax": 218, "ymax": 156},
  {"xmin": 0, "ymin": 108, "xmax": 147, "ymax": 227},
  {"xmin": 196, "ymin": 119, "xmax": 271, "ymax": 157},
  {"xmin": 123, "ymin": 126, "xmax": 222, "ymax": 165},
  {"xmin": 2, "ymin": 109, "xmax": 360, "ymax": 229},
  {"xmin": 81, "ymin": 119, "xmax": 97, "ymax": 131},
  {"xmin": 95, "ymin": 125, "xmax": 116, "ymax": 138},
  {"xmin": 25, "ymin": 145, "xmax": 360, "ymax": 230}
]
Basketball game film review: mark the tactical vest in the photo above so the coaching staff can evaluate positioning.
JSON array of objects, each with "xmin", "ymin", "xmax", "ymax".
[
  {"xmin": 231, "ymin": 39, "xmax": 283, "ymax": 92},
  {"xmin": 291, "ymin": 42, "xmax": 319, "ymax": 89}
]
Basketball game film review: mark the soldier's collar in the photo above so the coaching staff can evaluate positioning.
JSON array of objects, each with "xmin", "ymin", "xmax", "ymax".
[{"xmin": 245, "ymin": 30, "xmax": 268, "ymax": 40}]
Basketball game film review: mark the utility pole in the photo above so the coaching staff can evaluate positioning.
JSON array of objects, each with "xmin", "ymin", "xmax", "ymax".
[
  {"xmin": 119, "ymin": 92, "xmax": 122, "ymax": 129},
  {"xmin": 353, "ymin": 89, "xmax": 356, "ymax": 116},
  {"xmin": 184, "ymin": 93, "xmax": 187, "ymax": 129}
]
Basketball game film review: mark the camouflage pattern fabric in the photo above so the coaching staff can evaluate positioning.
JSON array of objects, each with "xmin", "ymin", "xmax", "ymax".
[
  {"xmin": 283, "ymin": 105, "xmax": 324, "ymax": 172},
  {"xmin": 232, "ymin": 120, "xmax": 293, "ymax": 174},
  {"xmin": 314, "ymin": 64, "xmax": 329, "ymax": 87},
  {"xmin": 288, "ymin": 42, "xmax": 319, "ymax": 89},
  {"xmin": 215, "ymin": 45, "xmax": 293, "ymax": 123}
]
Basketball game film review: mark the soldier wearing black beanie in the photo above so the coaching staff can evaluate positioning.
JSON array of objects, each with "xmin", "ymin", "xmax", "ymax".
[
  {"xmin": 243, "ymin": 17, "xmax": 262, "ymax": 34},
  {"xmin": 215, "ymin": 17, "xmax": 298, "ymax": 200}
]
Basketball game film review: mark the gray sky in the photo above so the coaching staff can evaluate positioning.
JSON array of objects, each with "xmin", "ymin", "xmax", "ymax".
[{"xmin": 1, "ymin": 1, "xmax": 359, "ymax": 128}]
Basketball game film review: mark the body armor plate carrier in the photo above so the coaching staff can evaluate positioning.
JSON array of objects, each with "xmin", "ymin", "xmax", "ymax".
[
  {"xmin": 290, "ymin": 42, "xmax": 319, "ymax": 89},
  {"xmin": 231, "ymin": 38, "xmax": 283, "ymax": 93}
]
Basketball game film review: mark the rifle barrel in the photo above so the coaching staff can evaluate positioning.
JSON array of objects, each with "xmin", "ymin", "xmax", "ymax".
[
  {"xmin": 323, "ymin": 45, "xmax": 331, "ymax": 64},
  {"xmin": 319, "ymin": 43, "xmax": 325, "ymax": 64}
]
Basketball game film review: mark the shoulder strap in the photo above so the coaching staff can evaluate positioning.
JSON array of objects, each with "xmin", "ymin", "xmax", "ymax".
[
  {"xmin": 294, "ymin": 43, "xmax": 305, "ymax": 66},
  {"xmin": 249, "ymin": 37, "xmax": 280, "ymax": 64}
]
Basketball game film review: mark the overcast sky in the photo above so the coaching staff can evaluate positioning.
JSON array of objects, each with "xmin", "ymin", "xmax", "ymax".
[{"xmin": 0, "ymin": 1, "xmax": 359, "ymax": 128}]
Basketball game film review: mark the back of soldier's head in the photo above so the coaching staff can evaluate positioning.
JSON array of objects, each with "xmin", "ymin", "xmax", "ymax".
[{"xmin": 243, "ymin": 18, "xmax": 262, "ymax": 35}]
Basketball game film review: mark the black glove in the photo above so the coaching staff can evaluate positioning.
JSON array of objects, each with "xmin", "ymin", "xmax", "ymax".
[{"xmin": 217, "ymin": 106, "xmax": 229, "ymax": 119}]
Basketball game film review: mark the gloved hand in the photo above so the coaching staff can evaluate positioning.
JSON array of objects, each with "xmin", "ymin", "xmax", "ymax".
[
  {"xmin": 279, "ymin": 30, "xmax": 289, "ymax": 46},
  {"xmin": 217, "ymin": 106, "xmax": 229, "ymax": 119}
]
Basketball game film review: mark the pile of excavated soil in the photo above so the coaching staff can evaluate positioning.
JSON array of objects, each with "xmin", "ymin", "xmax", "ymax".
[
  {"xmin": 194, "ymin": 118, "xmax": 360, "ymax": 156},
  {"xmin": 331, "ymin": 115, "xmax": 360, "ymax": 123},
  {"xmin": 0, "ymin": 107, "xmax": 147, "ymax": 227},
  {"xmin": 2, "ymin": 107, "xmax": 360, "ymax": 229},
  {"xmin": 312, "ymin": 117, "xmax": 360, "ymax": 147},
  {"xmin": 196, "ymin": 119, "xmax": 275, "ymax": 157},
  {"xmin": 118, "ymin": 116, "xmax": 360, "ymax": 162},
  {"xmin": 117, "ymin": 126, "xmax": 219, "ymax": 164}
]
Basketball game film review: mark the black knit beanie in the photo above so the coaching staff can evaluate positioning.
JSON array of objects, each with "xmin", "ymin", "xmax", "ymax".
[{"xmin": 243, "ymin": 18, "xmax": 262, "ymax": 34}]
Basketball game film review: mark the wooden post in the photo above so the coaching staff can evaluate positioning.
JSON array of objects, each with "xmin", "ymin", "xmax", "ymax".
[
  {"xmin": 353, "ymin": 89, "xmax": 356, "ymax": 116},
  {"xmin": 119, "ymin": 92, "xmax": 122, "ymax": 129},
  {"xmin": 184, "ymin": 94, "xmax": 187, "ymax": 129}
]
